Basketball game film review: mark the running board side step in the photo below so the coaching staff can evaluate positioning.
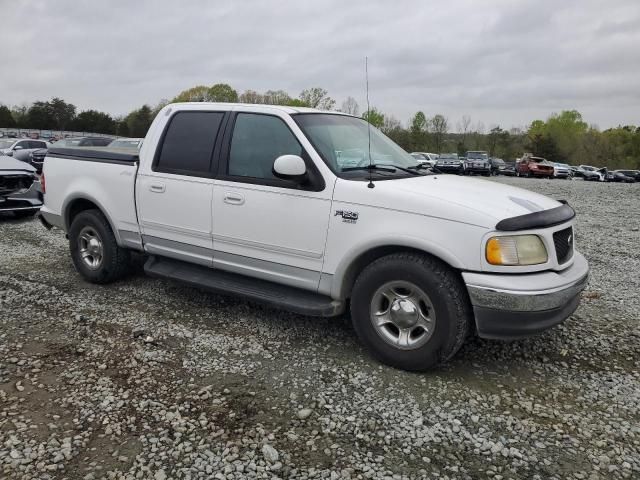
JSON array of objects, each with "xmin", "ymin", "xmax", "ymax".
[{"xmin": 144, "ymin": 256, "xmax": 345, "ymax": 317}]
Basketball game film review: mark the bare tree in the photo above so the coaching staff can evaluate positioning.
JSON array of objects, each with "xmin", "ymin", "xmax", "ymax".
[
  {"xmin": 382, "ymin": 115, "xmax": 401, "ymax": 134},
  {"xmin": 456, "ymin": 115, "xmax": 472, "ymax": 150},
  {"xmin": 239, "ymin": 90, "xmax": 264, "ymax": 104},
  {"xmin": 340, "ymin": 97, "xmax": 359, "ymax": 116},
  {"xmin": 299, "ymin": 87, "xmax": 335, "ymax": 110},
  {"xmin": 431, "ymin": 114, "xmax": 448, "ymax": 153}
]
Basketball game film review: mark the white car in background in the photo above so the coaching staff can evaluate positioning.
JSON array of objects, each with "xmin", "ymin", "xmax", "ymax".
[
  {"xmin": 108, "ymin": 138, "xmax": 144, "ymax": 150},
  {"xmin": 410, "ymin": 152, "xmax": 438, "ymax": 167},
  {"xmin": 552, "ymin": 162, "xmax": 572, "ymax": 179}
]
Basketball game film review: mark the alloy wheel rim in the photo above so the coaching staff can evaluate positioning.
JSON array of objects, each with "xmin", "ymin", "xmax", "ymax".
[
  {"xmin": 369, "ymin": 280, "xmax": 436, "ymax": 350},
  {"xmin": 78, "ymin": 226, "xmax": 103, "ymax": 270}
]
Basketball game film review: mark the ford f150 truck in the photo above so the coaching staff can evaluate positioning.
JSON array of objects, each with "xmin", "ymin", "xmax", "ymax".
[{"xmin": 39, "ymin": 103, "xmax": 589, "ymax": 371}]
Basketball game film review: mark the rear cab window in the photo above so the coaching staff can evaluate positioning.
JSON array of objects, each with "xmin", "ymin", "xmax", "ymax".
[{"xmin": 154, "ymin": 111, "xmax": 225, "ymax": 176}]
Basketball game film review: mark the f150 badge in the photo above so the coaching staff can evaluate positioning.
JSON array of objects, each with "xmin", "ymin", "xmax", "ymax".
[{"xmin": 335, "ymin": 210, "xmax": 359, "ymax": 224}]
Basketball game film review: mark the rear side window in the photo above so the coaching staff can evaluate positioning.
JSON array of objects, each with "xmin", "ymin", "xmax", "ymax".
[
  {"xmin": 155, "ymin": 111, "xmax": 225, "ymax": 175},
  {"xmin": 228, "ymin": 113, "xmax": 302, "ymax": 180},
  {"xmin": 31, "ymin": 141, "xmax": 47, "ymax": 149}
]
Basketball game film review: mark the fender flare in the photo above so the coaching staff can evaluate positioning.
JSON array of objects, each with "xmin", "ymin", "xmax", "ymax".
[
  {"xmin": 329, "ymin": 235, "xmax": 465, "ymax": 299},
  {"xmin": 62, "ymin": 194, "xmax": 123, "ymax": 245}
]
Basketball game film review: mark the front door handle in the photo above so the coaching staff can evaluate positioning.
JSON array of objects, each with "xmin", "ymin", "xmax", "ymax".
[
  {"xmin": 224, "ymin": 192, "xmax": 245, "ymax": 205},
  {"xmin": 149, "ymin": 183, "xmax": 166, "ymax": 193}
]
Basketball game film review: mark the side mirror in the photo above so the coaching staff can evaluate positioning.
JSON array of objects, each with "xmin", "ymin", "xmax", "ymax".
[
  {"xmin": 273, "ymin": 155, "xmax": 307, "ymax": 182},
  {"xmin": 13, "ymin": 145, "xmax": 23, "ymax": 151}
]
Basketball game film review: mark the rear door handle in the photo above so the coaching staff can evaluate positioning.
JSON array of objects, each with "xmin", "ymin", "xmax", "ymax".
[
  {"xmin": 224, "ymin": 192, "xmax": 245, "ymax": 205},
  {"xmin": 149, "ymin": 183, "xmax": 165, "ymax": 193}
]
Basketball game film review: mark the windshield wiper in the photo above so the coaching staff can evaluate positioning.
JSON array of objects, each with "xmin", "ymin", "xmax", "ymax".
[
  {"xmin": 341, "ymin": 164, "xmax": 398, "ymax": 173},
  {"xmin": 342, "ymin": 164, "xmax": 425, "ymax": 176},
  {"xmin": 408, "ymin": 163, "xmax": 441, "ymax": 174}
]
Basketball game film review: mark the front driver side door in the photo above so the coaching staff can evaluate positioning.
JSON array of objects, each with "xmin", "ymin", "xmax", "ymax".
[{"xmin": 212, "ymin": 112, "xmax": 333, "ymax": 291}]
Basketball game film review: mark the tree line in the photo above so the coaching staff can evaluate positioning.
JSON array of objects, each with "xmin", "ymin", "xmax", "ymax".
[{"xmin": 1, "ymin": 84, "xmax": 638, "ymax": 169}]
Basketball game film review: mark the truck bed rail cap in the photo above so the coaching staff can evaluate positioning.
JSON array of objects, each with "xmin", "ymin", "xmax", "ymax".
[
  {"xmin": 495, "ymin": 202, "xmax": 575, "ymax": 231},
  {"xmin": 47, "ymin": 147, "xmax": 138, "ymax": 163}
]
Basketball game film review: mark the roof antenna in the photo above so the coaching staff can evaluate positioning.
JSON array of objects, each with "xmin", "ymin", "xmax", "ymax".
[{"xmin": 365, "ymin": 56, "xmax": 374, "ymax": 189}]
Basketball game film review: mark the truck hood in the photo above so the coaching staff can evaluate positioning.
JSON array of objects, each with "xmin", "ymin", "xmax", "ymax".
[
  {"xmin": 0, "ymin": 155, "xmax": 36, "ymax": 174},
  {"xmin": 333, "ymin": 174, "xmax": 561, "ymax": 230}
]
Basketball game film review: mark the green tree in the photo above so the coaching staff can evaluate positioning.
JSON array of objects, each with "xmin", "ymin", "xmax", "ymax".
[
  {"xmin": 26, "ymin": 98, "xmax": 76, "ymax": 129},
  {"xmin": 126, "ymin": 105, "xmax": 153, "ymax": 137},
  {"xmin": 173, "ymin": 85, "xmax": 210, "ymax": 102},
  {"xmin": 362, "ymin": 107, "xmax": 384, "ymax": 128},
  {"xmin": 0, "ymin": 105, "xmax": 16, "ymax": 127},
  {"xmin": 69, "ymin": 110, "xmax": 116, "ymax": 134},
  {"xmin": 207, "ymin": 83, "xmax": 238, "ymax": 102},
  {"xmin": 10, "ymin": 105, "xmax": 29, "ymax": 128},
  {"xmin": 299, "ymin": 87, "xmax": 335, "ymax": 110},
  {"xmin": 409, "ymin": 111, "xmax": 427, "ymax": 151}
]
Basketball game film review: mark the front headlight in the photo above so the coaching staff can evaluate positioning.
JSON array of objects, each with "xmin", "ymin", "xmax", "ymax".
[{"xmin": 486, "ymin": 235, "xmax": 548, "ymax": 266}]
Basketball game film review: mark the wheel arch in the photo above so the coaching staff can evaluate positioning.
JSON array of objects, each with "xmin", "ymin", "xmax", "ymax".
[
  {"xmin": 330, "ymin": 240, "xmax": 465, "ymax": 300},
  {"xmin": 63, "ymin": 195, "xmax": 122, "ymax": 244}
]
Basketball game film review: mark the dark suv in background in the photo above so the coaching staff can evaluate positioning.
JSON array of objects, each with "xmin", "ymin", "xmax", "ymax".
[
  {"xmin": 435, "ymin": 153, "xmax": 464, "ymax": 174},
  {"xmin": 464, "ymin": 151, "xmax": 491, "ymax": 176}
]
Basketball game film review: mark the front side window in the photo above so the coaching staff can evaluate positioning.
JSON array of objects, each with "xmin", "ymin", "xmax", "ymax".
[
  {"xmin": 294, "ymin": 114, "xmax": 418, "ymax": 179},
  {"xmin": 156, "ymin": 111, "xmax": 224, "ymax": 175},
  {"xmin": 228, "ymin": 113, "xmax": 302, "ymax": 180}
]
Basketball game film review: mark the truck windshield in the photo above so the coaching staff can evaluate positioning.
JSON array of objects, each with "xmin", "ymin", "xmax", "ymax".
[{"xmin": 293, "ymin": 114, "xmax": 418, "ymax": 178}]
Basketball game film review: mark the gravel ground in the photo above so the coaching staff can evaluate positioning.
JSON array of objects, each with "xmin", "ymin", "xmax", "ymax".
[{"xmin": 1, "ymin": 177, "xmax": 639, "ymax": 480}]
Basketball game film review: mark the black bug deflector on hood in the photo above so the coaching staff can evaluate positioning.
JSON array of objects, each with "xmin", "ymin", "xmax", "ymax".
[{"xmin": 495, "ymin": 202, "xmax": 575, "ymax": 231}]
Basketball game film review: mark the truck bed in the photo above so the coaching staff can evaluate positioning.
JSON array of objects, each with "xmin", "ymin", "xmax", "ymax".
[{"xmin": 41, "ymin": 147, "xmax": 140, "ymax": 239}]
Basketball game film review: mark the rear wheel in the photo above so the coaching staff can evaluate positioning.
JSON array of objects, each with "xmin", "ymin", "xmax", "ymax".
[
  {"xmin": 68, "ymin": 209, "xmax": 131, "ymax": 284},
  {"xmin": 350, "ymin": 253, "xmax": 471, "ymax": 371}
]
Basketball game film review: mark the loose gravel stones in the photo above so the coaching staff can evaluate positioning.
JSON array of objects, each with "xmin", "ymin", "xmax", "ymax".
[{"xmin": 0, "ymin": 177, "xmax": 639, "ymax": 479}]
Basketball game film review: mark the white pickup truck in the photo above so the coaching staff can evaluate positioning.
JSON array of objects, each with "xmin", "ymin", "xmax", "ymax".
[{"xmin": 39, "ymin": 103, "xmax": 589, "ymax": 371}]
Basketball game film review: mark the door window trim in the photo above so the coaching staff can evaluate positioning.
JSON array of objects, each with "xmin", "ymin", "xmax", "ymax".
[
  {"xmin": 217, "ymin": 111, "xmax": 325, "ymax": 192},
  {"xmin": 151, "ymin": 110, "xmax": 229, "ymax": 178}
]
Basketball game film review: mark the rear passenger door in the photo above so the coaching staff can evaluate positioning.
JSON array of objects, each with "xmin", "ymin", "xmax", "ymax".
[
  {"xmin": 212, "ymin": 112, "xmax": 332, "ymax": 291},
  {"xmin": 137, "ymin": 111, "xmax": 227, "ymax": 267}
]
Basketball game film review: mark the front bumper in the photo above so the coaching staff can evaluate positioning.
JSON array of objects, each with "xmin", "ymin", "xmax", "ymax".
[
  {"xmin": 437, "ymin": 164, "xmax": 463, "ymax": 173},
  {"xmin": 462, "ymin": 252, "xmax": 589, "ymax": 340},
  {"xmin": 0, "ymin": 182, "xmax": 43, "ymax": 213}
]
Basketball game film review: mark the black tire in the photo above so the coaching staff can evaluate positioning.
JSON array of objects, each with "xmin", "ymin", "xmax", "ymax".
[
  {"xmin": 13, "ymin": 210, "xmax": 37, "ymax": 219},
  {"xmin": 350, "ymin": 253, "xmax": 472, "ymax": 371},
  {"xmin": 68, "ymin": 209, "xmax": 131, "ymax": 284}
]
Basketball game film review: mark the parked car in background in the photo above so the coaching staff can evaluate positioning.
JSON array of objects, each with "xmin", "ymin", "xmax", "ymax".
[
  {"xmin": 435, "ymin": 153, "xmax": 464, "ymax": 174},
  {"xmin": 108, "ymin": 137, "xmax": 144, "ymax": 150},
  {"xmin": 0, "ymin": 138, "xmax": 50, "ymax": 163},
  {"xmin": 0, "ymin": 154, "xmax": 43, "ymax": 218},
  {"xmin": 579, "ymin": 165, "xmax": 605, "ymax": 182},
  {"xmin": 464, "ymin": 151, "xmax": 491, "ymax": 176},
  {"xmin": 53, "ymin": 137, "xmax": 113, "ymax": 148},
  {"xmin": 502, "ymin": 161, "xmax": 517, "ymax": 176},
  {"xmin": 29, "ymin": 148, "xmax": 47, "ymax": 173},
  {"xmin": 39, "ymin": 102, "xmax": 589, "ymax": 371},
  {"xmin": 410, "ymin": 152, "xmax": 438, "ymax": 167},
  {"xmin": 517, "ymin": 156, "xmax": 554, "ymax": 178},
  {"xmin": 489, "ymin": 157, "xmax": 506, "ymax": 175},
  {"xmin": 614, "ymin": 169, "xmax": 640, "ymax": 181},
  {"xmin": 608, "ymin": 170, "xmax": 636, "ymax": 183},
  {"xmin": 552, "ymin": 162, "xmax": 572, "ymax": 179}
]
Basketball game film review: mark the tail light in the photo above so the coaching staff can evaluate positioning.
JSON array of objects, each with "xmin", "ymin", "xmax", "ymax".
[{"xmin": 40, "ymin": 172, "xmax": 46, "ymax": 194}]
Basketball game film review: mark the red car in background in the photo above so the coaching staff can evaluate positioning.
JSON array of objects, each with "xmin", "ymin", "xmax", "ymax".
[{"xmin": 516, "ymin": 156, "xmax": 555, "ymax": 178}]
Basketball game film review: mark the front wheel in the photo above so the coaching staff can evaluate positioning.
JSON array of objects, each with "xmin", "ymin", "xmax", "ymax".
[
  {"xmin": 350, "ymin": 253, "xmax": 472, "ymax": 371},
  {"xmin": 68, "ymin": 209, "xmax": 131, "ymax": 284}
]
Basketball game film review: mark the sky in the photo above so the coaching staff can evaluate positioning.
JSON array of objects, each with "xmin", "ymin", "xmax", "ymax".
[{"xmin": 2, "ymin": 0, "xmax": 640, "ymax": 130}]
